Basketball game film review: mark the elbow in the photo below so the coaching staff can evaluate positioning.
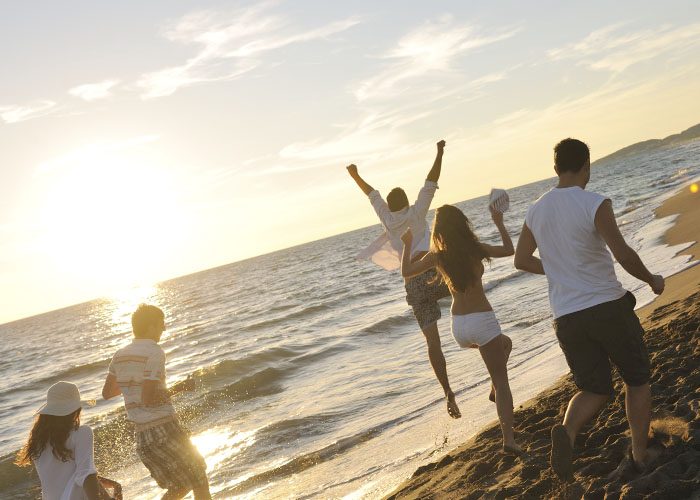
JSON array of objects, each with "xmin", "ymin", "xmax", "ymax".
[
  {"xmin": 101, "ymin": 387, "xmax": 111, "ymax": 400},
  {"xmin": 513, "ymin": 254, "xmax": 524, "ymax": 270},
  {"xmin": 504, "ymin": 247, "xmax": 515, "ymax": 257}
]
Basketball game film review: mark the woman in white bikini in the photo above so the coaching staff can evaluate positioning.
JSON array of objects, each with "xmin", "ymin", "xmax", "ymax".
[{"xmin": 401, "ymin": 204, "xmax": 521, "ymax": 454}]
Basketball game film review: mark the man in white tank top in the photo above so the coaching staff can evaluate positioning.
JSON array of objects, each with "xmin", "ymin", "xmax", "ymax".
[{"xmin": 515, "ymin": 138, "xmax": 665, "ymax": 480}]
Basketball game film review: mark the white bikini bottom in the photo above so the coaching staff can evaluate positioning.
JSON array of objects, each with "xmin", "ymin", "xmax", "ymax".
[{"xmin": 451, "ymin": 310, "xmax": 502, "ymax": 348}]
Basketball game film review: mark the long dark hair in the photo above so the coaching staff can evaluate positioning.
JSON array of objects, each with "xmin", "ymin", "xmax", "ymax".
[
  {"xmin": 15, "ymin": 409, "xmax": 81, "ymax": 466},
  {"xmin": 431, "ymin": 205, "xmax": 490, "ymax": 293}
]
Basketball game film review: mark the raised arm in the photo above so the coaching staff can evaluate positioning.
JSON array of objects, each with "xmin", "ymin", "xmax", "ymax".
[
  {"xmin": 346, "ymin": 164, "xmax": 374, "ymax": 195},
  {"xmin": 400, "ymin": 229, "xmax": 437, "ymax": 277},
  {"xmin": 426, "ymin": 140, "xmax": 445, "ymax": 182},
  {"xmin": 594, "ymin": 200, "xmax": 664, "ymax": 294},
  {"xmin": 480, "ymin": 207, "xmax": 514, "ymax": 258},
  {"xmin": 514, "ymin": 223, "xmax": 545, "ymax": 275}
]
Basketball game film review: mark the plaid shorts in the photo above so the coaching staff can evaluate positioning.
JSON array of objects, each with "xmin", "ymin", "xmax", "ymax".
[
  {"xmin": 135, "ymin": 420, "xmax": 208, "ymax": 492},
  {"xmin": 405, "ymin": 268, "xmax": 450, "ymax": 329}
]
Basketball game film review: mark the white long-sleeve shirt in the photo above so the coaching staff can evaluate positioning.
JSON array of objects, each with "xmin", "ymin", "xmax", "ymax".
[
  {"xmin": 34, "ymin": 425, "xmax": 97, "ymax": 500},
  {"xmin": 357, "ymin": 180, "xmax": 438, "ymax": 270}
]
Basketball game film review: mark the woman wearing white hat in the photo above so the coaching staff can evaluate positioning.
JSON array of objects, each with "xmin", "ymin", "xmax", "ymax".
[{"xmin": 15, "ymin": 381, "xmax": 115, "ymax": 499}]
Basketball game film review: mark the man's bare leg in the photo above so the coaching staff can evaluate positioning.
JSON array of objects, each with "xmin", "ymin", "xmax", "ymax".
[
  {"xmin": 193, "ymin": 485, "xmax": 212, "ymax": 500},
  {"xmin": 162, "ymin": 487, "xmax": 189, "ymax": 500},
  {"xmin": 422, "ymin": 322, "xmax": 460, "ymax": 418},
  {"xmin": 551, "ymin": 390, "xmax": 608, "ymax": 479},
  {"xmin": 626, "ymin": 383, "xmax": 652, "ymax": 467}
]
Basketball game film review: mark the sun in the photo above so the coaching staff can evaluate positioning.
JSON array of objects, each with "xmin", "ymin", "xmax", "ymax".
[{"xmin": 38, "ymin": 145, "xmax": 187, "ymax": 293}]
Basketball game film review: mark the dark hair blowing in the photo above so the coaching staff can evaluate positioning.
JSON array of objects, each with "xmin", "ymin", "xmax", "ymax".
[
  {"xmin": 554, "ymin": 138, "xmax": 590, "ymax": 173},
  {"xmin": 15, "ymin": 409, "xmax": 81, "ymax": 466},
  {"xmin": 132, "ymin": 303, "xmax": 165, "ymax": 339},
  {"xmin": 430, "ymin": 205, "xmax": 490, "ymax": 293},
  {"xmin": 387, "ymin": 187, "xmax": 409, "ymax": 212}
]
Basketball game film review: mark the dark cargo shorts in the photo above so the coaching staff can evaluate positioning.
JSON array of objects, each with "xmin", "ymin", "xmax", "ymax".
[
  {"xmin": 554, "ymin": 291, "xmax": 651, "ymax": 395},
  {"xmin": 405, "ymin": 269, "xmax": 450, "ymax": 330}
]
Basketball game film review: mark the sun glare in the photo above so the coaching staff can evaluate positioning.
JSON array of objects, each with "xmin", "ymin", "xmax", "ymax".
[{"xmin": 39, "ymin": 146, "xmax": 187, "ymax": 294}]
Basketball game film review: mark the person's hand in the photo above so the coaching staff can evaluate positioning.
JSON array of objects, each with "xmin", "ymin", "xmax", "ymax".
[
  {"xmin": 437, "ymin": 140, "xmax": 446, "ymax": 152},
  {"xmin": 649, "ymin": 274, "xmax": 665, "ymax": 295},
  {"xmin": 346, "ymin": 164, "xmax": 358, "ymax": 176},
  {"xmin": 401, "ymin": 228, "xmax": 413, "ymax": 246},
  {"xmin": 490, "ymin": 205, "xmax": 504, "ymax": 225}
]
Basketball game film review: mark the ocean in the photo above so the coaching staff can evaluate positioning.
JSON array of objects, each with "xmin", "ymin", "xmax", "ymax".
[{"xmin": 1, "ymin": 140, "xmax": 699, "ymax": 499}]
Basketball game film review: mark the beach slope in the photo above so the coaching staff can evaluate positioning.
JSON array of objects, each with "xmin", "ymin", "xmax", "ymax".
[{"xmin": 387, "ymin": 185, "xmax": 700, "ymax": 499}]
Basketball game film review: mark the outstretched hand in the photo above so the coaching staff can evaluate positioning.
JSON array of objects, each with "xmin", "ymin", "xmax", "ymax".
[
  {"xmin": 437, "ymin": 140, "xmax": 446, "ymax": 151},
  {"xmin": 346, "ymin": 164, "xmax": 358, "ymax": 176},
  {"xmin": 401, "ymin": 228, "xmax": 413, "ymax": 246}
]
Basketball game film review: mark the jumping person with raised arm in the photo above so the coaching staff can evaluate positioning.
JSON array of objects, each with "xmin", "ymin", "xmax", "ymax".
[
  {"xmin": 514, "ymin": 138, "xmax": 665, "ymax": 480},
  {"xmin": 346, "ymin": 140, "xmax": 462, "ymax": 418},
  {"xmin": 400, "ymin": 204, "xmax": 522, "ymax": 454}
]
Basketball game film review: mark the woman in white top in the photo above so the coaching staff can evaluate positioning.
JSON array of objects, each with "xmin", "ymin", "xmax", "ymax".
[
  {"xmin": 15, "ymin": 381, "xmax": 113, "ymax": 500},
  {"xmin": 401, "ymin": 205, "xmax": 522, "ymax": 454}
]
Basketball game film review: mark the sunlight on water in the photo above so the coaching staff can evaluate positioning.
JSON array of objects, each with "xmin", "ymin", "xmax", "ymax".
[
  {"xmin": 191, "ymin": 427, "xmax": 258, "ymax": 472},
  {"xmin": 107, "ymin": 284, "xmax": 162, "ymax": 341}
]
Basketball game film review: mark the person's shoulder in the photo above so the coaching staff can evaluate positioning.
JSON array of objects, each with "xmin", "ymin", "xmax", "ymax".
[
  {"xmin": 147, "ymin": 342, "xmax": 167, "ymax": 358},
  {"xmin": 112, "ymin": 343, "xmax": 130, "ymax": 359},
  {"xmin": 72, "ymin": 425, "xmax": 94, "ymax": 443},
  {"xmin": 75, "ymin": 424, "xmax": 93, "ymax": 436},
  {"xmin": 577, "ymin": 189, "xmax": 609, "ymax": 205}
]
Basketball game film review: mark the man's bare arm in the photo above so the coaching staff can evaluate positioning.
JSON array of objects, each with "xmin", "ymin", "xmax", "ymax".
[
  {"xmin": 426, "ymin": 140, "xmax": 445, "ymax": 183},
  {"xmin": 594, "ymin": 200, "xmax": 664, "ymax": 294},
  {"xmin": 514, "ymin": 223, "xmax": 545, "ymax": 275},
  {"xmin": 101, "ymin": 374, "xmax": 121, "ymax": 400},
  {"xmin": 346, "ymin": 164, "xmax": 374, "ymax": 195}
]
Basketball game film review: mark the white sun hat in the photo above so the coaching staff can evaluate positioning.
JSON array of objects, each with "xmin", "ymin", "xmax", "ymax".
[
  {"xmin": 489, "ymin": 188, "xmax": 510, "ymax": 213},
  {"xmin": 36, "ymin": 381, "xmax": 84, "ymax": 416}
]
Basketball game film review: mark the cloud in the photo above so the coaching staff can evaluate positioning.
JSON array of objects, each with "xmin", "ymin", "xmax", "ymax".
[
  {"xmin": 548, "ymin": 22, "xmax": 700, "ymax": 72},
  {"xmin": 0, "ymin": 100, "xmax": 57, "ymax": 124},
  {"xmin": 68, "ymin": 79, "xmax": 120, "ymax": 101},
  {"xmin": 354, "ymin": 16, "xmax": 518, "ymax": 101},
  {"xmin": 138, "ymin": 4, "xmax": 360, "ymax": 98},
  {"xmin": 274, "ymin": 69, "xmax": 509, "ymax": 169}
]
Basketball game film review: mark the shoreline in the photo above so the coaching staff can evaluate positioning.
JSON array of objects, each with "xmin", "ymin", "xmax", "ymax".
[{"xmin": 386, "ymin": 182, "xmax": 700, "ymax": 499}]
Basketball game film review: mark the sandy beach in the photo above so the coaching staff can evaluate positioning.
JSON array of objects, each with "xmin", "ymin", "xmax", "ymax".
[{"xmin": 387, "ymin": 183, "xmax": 700, "ymax": 499}]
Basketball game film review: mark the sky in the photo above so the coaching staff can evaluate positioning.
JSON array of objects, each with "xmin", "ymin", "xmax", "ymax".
[{"xmin": 2, "ymin": 0, "xmax": 700, "ymax": 323}]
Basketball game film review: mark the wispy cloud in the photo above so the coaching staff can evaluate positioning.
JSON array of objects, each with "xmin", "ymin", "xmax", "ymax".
[
  {"xmin": 274, "ymin": 69, "xmax": 509, "ymax": 170},
  {"xmin": 548, "ymin": 22, "xmax": 700, "ymax": 72},
  {"xmin": 138, "ymin": 3, "xmax": 360, "ymax": 98},
  {"xmin": 0, "ymin": 100, "xmax": 57, "ymax": 124},
  {"xmin": 355, "ymin": 15, "xmax": 518, "ymax": 101},
  {"xmin": 68, "ymin": 79, "xmax": 120, "ymax": 101}
]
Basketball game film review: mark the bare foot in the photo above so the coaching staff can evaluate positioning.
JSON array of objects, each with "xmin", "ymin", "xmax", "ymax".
[{"xmin": 446, "ymin": 393, "xmax": 461, "ymax": 419}]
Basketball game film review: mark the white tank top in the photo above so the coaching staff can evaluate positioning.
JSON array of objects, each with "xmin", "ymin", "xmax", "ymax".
[{"xmin": 525, "ymin": 187, "xmax": 625, "ymax": 318}]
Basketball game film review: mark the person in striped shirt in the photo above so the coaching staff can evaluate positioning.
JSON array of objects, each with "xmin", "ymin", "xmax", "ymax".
[{"xmin": 102, "ymin": 304, "xmax": 210, "ymax": 499}]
